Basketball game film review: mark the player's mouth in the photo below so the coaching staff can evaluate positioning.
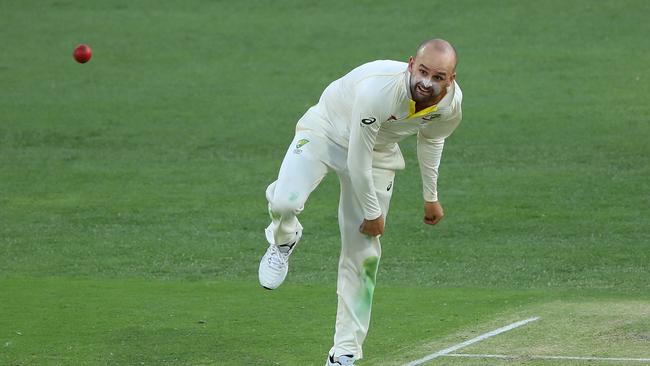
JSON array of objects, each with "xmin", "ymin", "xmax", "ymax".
[{"xmin": 416, "ymin": 83, "xmax": 432, "ymax": 95}]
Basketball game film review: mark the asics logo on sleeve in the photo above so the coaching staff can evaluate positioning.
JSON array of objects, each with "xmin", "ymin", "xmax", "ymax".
[{"xmin": 361, "ymin": 117, "xmax": 376, "ymax": 125}]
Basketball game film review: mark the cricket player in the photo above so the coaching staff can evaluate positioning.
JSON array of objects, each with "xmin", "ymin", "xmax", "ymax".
[{"xmin": 258, "ymin": 39, "xmax": 462, "ymax": 365}]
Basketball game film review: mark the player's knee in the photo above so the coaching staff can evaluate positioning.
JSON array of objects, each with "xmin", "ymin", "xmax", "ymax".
[{"xmin": 269, "ymin": 196, "xmax": 302, "ymax": 217}]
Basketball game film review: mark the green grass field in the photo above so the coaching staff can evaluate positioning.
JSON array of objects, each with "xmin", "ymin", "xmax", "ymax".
[{"xmin": 1, "ymin": 0, "xmax": 649, "ymax": 365}]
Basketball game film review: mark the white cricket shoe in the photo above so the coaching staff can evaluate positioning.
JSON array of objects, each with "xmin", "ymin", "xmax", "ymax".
[
  {"xmin": 258, "ymin": 233, "xmax": 300, "ymax": 290},
  {"xmin": 326, "ymin": 354, "xmax": 356, "ymax": 366}
]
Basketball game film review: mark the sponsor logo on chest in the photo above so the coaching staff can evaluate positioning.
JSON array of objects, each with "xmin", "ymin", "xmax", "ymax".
[
  {"xmin": 422, "ymin": 113, "xmax": 441, "ymax": 121},
  {"xmin": 385, "ymin": 113, "xmax": 441, "ymax": 124}
]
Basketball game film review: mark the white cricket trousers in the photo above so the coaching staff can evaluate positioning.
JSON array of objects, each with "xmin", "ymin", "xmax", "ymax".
[{"xmin": 265, "ymin": 130, "xmax": 395, "ymax": 359}]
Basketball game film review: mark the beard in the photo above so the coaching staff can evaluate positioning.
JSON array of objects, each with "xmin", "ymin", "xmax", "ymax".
[{"xmin": 410, "ymin": 75, "xmax": 443, "ymax": 104}]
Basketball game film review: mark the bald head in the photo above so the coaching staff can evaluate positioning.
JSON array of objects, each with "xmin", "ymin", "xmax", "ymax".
[{"xmin": 415, "ymin": 38, "xmax": 457, "ymax": 71}]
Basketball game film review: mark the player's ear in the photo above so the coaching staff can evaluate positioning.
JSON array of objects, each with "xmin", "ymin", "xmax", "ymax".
[{"xmin": 408, "ymin": 56, "xmax": 415, "ymax": 71}]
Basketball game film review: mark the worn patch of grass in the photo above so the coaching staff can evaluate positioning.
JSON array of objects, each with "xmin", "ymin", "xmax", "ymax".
[{"xmin": 397, "ymin": 299, "xmax": 650, "ymax": 365}]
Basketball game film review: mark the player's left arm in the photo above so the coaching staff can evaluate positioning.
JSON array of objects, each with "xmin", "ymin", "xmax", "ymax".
[
  {"xmin": 417, "ymin": 111, "xmax": 462, "ymax": 226},
  {"xmin": 347, "ymin": 84, "xmax": 390, "ymax": 236},
  {"xmin": 417, "ymin": 135, "xmax": 445, "ymax": 225}
]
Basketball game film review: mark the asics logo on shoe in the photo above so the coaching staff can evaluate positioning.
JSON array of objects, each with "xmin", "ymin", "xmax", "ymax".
[{"xmin": 328, "ymin": 354, "xmax": 355, "ymax": 366}]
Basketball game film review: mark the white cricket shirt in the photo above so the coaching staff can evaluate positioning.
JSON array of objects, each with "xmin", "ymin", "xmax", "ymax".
[{"xmin": 296, "ymin": 60, "xmax": 463, "ymax": 220}]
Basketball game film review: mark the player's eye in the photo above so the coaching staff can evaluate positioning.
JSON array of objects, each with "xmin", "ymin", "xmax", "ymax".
[
  {"xmin": 420, "ymin": 69, "xmax": 428, "ymax": 76},
  {"xmin": 434, "ymin": 75, "xmax": 444, "ymax": 81}
]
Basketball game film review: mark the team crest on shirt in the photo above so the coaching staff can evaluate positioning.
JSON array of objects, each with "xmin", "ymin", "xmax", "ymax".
[
  {"xmin": 296, "ymin": 139, "xmax": 310, "ymax": 148},
  {"xmin": 293, "ymin": 139, "xmax": 310, "ymax": 154}
]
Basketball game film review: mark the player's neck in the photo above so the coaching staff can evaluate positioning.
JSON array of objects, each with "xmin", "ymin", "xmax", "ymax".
[{"xmin": 415, "ymin": 90, "xmax": 447, "ymax": 112}]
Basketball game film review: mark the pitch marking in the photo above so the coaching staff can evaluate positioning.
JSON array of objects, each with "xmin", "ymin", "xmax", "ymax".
[
  {"xmin": 445, "ymin": 354, "xmax": 650, "ymax": 362},
  {"xmin": 401, "ymin": 316, "xmax": 540, "ymax": 366}
]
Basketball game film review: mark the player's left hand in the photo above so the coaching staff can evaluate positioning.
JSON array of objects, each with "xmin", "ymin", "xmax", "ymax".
[{"xmin": 423, "ymin": 201, "xmax": 444, "ymax": 226}]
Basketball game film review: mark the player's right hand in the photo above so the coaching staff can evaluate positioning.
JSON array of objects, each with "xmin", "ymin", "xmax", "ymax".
[{"xmin": 359, "ymin": 215, "xmax": 385, "ymax": 237}]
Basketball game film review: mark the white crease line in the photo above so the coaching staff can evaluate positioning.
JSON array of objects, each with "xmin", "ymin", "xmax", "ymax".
[
  {"xmin": 445, "ymin": 353, "xmax": 650, "ymax": 362},
  {"xmin": 401, "ymin": 317, "xmax": 540, "ymax": 366}
]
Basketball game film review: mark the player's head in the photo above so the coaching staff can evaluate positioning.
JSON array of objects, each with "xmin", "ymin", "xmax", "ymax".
[{"xmin": 408, "ymin": 38, "xmax": 457, "ymax": 105}]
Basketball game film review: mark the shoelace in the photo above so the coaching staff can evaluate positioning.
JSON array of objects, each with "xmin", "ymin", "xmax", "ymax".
[{"xmin": 267, "ymin": 245, "xmax": 290, "ymax": 269}]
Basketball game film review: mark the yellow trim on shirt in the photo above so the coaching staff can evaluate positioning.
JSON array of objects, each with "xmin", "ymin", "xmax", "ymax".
[{"xmin": 408, "ymin": 100, "xmax": 438, "ymax": 119}]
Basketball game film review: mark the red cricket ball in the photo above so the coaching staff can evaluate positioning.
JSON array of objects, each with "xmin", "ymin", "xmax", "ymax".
[{"xmin": 73, "ymin": 44, "xmax": 92, "ymax": 64}]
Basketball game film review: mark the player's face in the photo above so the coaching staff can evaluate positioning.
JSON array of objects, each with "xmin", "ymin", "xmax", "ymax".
[{"xmin": 408, "ymin": 55, "xmax": 455, "ymax": 105}]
